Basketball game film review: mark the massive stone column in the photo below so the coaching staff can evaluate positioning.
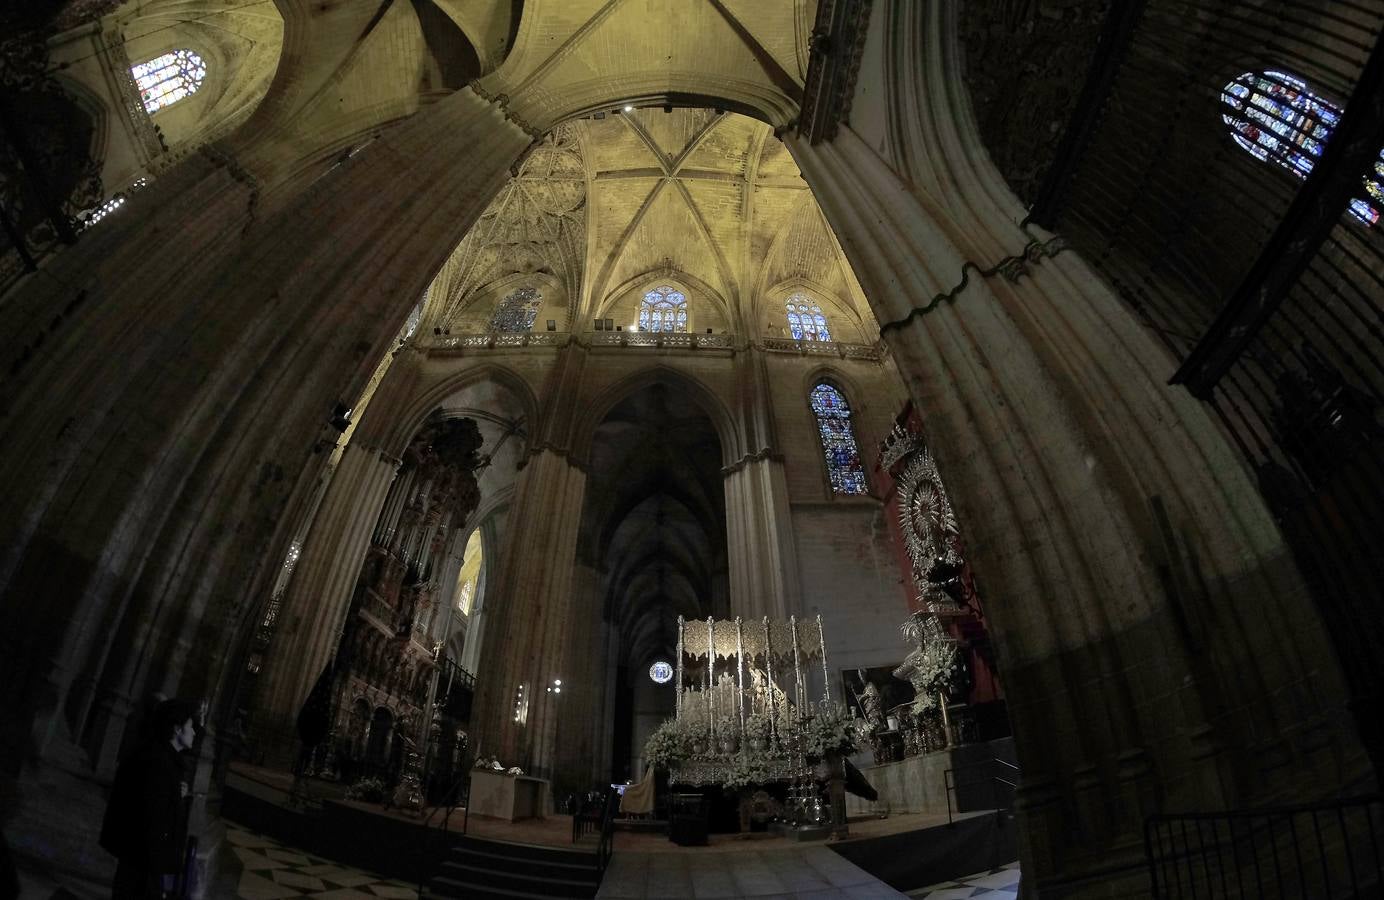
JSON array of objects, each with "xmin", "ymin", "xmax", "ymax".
[
  {"xmin": 0, "ymin": 86, "xmax": 530, "ymax": 890},
  {"xmin": 468, "ymin": 448, "xmax": 587, "ymax": 777},
  {"xmin": 722, "ymin": 459, "xmax": 799, "ymax": 619},
  {"xmin": 722, "ymin": 347, "xmax": 801, "ymax": 618},
  {"xmin": 790, "ymin": 119, "xmax": 1368, "ymax": 894},
  {"xmin": 553, "ymin": 560, "xmax": 611, "ymax": 791}
]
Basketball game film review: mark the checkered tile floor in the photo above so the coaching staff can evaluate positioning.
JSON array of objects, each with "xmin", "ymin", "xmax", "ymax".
[
  {"xmin": 226, "ymin": 826, "xmax": 417, "ymax": 898},
  {"xmin": 907, "ymin": 861, "xmax": 1021, "ymax": 898}
]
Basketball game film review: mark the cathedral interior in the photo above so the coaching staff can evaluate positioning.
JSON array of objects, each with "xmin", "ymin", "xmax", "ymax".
[{"xmin": 2, "ymin": 0, "xmax": 1382, "ymax": 898}]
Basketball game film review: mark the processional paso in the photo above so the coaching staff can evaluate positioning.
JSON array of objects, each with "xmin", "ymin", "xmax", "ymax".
[{"xmin": 643, "ymin": 614, "xmax": 860, "ymax": 835}]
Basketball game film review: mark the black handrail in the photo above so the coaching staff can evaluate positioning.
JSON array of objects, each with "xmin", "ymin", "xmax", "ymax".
[
  {"xmin": 595, "ymin": 789, "xmax": 620, "ymax": 881},
  {"xmin": 943, "ymin": 757, "xmax": 1018, "ymax": 825},
  {"xmin": 414, "ymin": 771, "xmax": 471, "ymax": 898},
  {"xmin": 1144, "ymin": 794, "xmax": 1384, "ymax": 898}
]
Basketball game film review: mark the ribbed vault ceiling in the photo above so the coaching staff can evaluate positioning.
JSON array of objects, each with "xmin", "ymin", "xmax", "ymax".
[
  {"xmin": 578, "ymin": 383, "xmax": 725, "ymax": 669},
  {"xmin": 426, "ymin": 107, "xmax": 874, "ymax": 338}
]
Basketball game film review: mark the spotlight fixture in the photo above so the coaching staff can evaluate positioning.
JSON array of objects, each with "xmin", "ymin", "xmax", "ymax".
[{"xmin": 624, "ymin": 105, "xmax": 634, "ymax": 112}]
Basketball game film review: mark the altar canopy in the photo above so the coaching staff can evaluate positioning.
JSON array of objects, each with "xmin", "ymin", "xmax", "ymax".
[{"xmin": 674, "ymin": 615, "xmax": 831, "ymax": 745}]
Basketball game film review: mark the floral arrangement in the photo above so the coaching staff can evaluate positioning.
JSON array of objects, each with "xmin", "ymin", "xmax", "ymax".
[
  {"xmin": 742, "ymin": 712, "xmax": 771, "ymax": 744},
  {"xmin": 344, "ymin": 777, "xmax": 387, "ymax": 803},
  {"xmin": 643, "ymin": 718, "xmax": 693, "ymax": 769},
  {"xmin": 898, "ymin": 611, "xmax": 965, "ymax": 713},
  {"xmin": 721, "ymin": 753, "xmax": 775, "ymax": 792},
  {"xmin": 908, "ymin": 643, "xmax": 962, "ymax": 712},
  {"xmin": 800, "ymin": 702, "xmax": 860, "ymax": 759}
]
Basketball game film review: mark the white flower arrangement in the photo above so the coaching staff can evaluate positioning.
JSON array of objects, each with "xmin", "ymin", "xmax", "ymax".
[
  {"xmin": 643, "ymin": 718, "xmax": 702, "ymax": 769},
  {"xmin": 800, "ymin": 702, "xmax": 860, "ymax": 759},
  {"xmin": 722, "ymin": 754, "xmax": 775, "ymax": 792},
  {"xmin": 743, "ymin": 712, "xmax": 771, "ymax": 743}
]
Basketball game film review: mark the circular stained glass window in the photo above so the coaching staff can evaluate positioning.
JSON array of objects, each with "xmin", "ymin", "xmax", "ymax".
[{"xmin": 649, "ymin": 661, "xmax": 673, "ymax": 684}]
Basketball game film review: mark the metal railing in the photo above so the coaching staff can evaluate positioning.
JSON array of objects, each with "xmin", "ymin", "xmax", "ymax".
[
  {"xmin": 943, "ymin": 757, "xmax": 1018, "ymax": 825},
  {"xmin": 1144, "ymin": 794, "xmax": 1384, "ymax": 898},
  {"xmin": 596, "ymin": 788, "xmax": 620, "ymax": 881},
  {"xmin": 414, "ymin": 772, "xmax": 471, "ymax": 898}
]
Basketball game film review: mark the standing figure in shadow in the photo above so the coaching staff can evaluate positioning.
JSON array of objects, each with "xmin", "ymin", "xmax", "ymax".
[{"xmin": 101, "ymin": 698, "xmax": 198, "ymax": 899}]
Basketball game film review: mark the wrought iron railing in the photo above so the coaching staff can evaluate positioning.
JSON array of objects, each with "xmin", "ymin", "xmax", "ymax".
[
  {"xmin": 415, "ymin": 772, "xmax": 471, "ymax": 897},
  {"xmin": 1143, "ymin": 795, "xmax": 1384, "ymax": 898},
  {"xmin": 943, "ymin": 757, "xmax": 1018, "ymax": 825},
  {"xmin": 596, "ymin": 788, "xmax": 620, "ymax": 881}
]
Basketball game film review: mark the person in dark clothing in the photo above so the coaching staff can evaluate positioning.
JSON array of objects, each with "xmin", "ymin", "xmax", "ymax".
[{"xmin": 100, "ymin": 699, "xmax": 198, "ymax": 899}]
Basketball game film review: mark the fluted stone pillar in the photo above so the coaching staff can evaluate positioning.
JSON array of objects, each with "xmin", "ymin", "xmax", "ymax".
[
  {"xmin": 254, "ymin": 442, "xmax": 400, "ymax": 750},
  {"xmin": 552, "ymin": 561, "xmax": 609, "ymax": 792},
  {"xmin": 789, "ymin": 122, "xmax": 1367, "ymax": 893},
  {"xmin": 722, "ymin": 346, "xmax": 800, "ymax": 618},
  {"xmin": 468, "ymin": 449, "xmax": 587, "ymax": 779},
  {"xmin": 723, "ymin": 458, "xmax": 800, "ymax": 619}
]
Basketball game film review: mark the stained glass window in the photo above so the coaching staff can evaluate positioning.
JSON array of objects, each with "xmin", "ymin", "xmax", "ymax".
[
  {"xmin": 490, "ymin": 287, "xmax": 542, "ymax": 332},
  {"xmin": 809, "ymin": 383, "xmax": 867, "ymax": 495},
  {"xmin": 131, "ymin": 50, "xmax": 207, "ymax": 114},
  {"xmin": 786, "ymin": 294, "xmax": 832, "ymax": 342},
  {"xmin": 639, "ymin": 285, "xmax": 688, "ymax": 333},
  {"xmin": 1220, "ymin": 70, "xmax": 1381, "ymax": 226}
]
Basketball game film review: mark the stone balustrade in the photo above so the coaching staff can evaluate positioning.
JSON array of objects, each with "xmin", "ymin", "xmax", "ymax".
[{"xmin": 419, "ymin": 331, "xmax": 884, "ymax": 359}]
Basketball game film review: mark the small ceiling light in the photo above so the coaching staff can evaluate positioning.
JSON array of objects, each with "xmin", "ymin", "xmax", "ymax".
[
  {"xmin": 554, "ymin": 679, "xmax": 562, "ymax": 686},
  {"xmin": 554, "ymin": 687, "xmax": 561, "ymax": 693},
  {"xmin": 624, "ymin": 105, "xmax": 634, "ymax": 112}
]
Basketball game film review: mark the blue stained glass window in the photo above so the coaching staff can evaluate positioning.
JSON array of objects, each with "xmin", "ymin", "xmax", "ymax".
[
  {"xmin": 639, "ymin": 285, "xmax": 688, "ymax": 333},
  {"xmin": 786, "ymin": 294, "xmax": 832, "ymax": 342},
  {"xmin": 491, "ymin": 287, "xmax": 542, "ymax": 331},
  {"xmin": 809, "ymin": 383, "xmax": 867, "ymax": 495},
  {"xmin": 1220, "ymin": 70, "xmax": 1380, "ymax": 227},
  {"xmin": 131, "ymin": 50, "xmax": 207, "ymax": 114}
]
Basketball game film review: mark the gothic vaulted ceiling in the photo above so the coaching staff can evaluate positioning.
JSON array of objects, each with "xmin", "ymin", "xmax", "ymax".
[
  {"xmin": 115, "ymin": 0, "xmax": 817, "ymax": 188},
  {"xmin": 426, "ymin": 108, "xmax": 876, "ymax": 340}
]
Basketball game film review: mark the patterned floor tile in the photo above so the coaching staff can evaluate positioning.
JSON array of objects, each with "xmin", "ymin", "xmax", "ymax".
[
  {"xmin": 265, "ymin": 848, "xmax": 314, "ymax": 866},
  {"xmin": 908, "ymin": 863, "xmax": 1021, "ymax": 899},
  {"xmin": 226, "ymin": 825, "xmax": 413, "ymax": 900},
  {"xmin": 237, "ymin": 870, "xmax": 305, "ymax": 899},
  {"xmin": 967, "ymin": 869, "xmax": 1021, "ymax": 889},
  {"xmin": 916, "ymin": 890, "xmax": 979, "ymax": 900},
  {"xmin": 272, "ymin": 870, "xmax": 328, "ymax": 891},
  {"xmin": 365, "ymin": 886, "xmax": 415, "ymax": 899},
  {"xmin": 234, "ymin": 847, "xmax": 291, "ymax": 870}
]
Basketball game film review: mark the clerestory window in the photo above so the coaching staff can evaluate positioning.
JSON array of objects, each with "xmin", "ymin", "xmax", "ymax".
[
  {"xmin": 1220, "ymin": 69, "xmax": 1381, "ymax": 226},
  {"xmin": 809, "ymin": 383, "xmax": 867, "ymax": 496},
  {"xmin": 786, "ymin": 294, "xmax": 832, "ymax": 342},
  {"xmin": 131, "ymin": 50, "xmax": 207, "ymax": 115},
  {"xmin": 639, "ymin": 285, "xmax": 688, "ymax": 333}
]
